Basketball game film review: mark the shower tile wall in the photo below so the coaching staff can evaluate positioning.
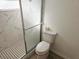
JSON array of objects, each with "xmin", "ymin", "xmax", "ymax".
[{"xmin": 0, "ymin": 10, "xmax": 26, "ymax": 59}]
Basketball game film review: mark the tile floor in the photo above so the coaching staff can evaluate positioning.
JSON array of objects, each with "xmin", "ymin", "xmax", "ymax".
[{"xmin": 29, "ymin": 52, "xmax": 64, "ymax": 59}]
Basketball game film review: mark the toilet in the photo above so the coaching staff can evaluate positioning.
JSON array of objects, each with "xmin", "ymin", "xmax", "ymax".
[{"xmin": 35, "ymin": 31, "xmax": 57, "ymax": 59}]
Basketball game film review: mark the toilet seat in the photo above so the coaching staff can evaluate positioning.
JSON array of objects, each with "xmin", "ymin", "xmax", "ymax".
[{"xmin": 36, "ymin": 41, "xmax": 50, "ymax": 55}]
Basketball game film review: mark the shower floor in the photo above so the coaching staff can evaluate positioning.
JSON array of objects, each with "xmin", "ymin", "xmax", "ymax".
[{"xmin": 0, "ymin": 40, "xmax": 26, "ymax": 59}]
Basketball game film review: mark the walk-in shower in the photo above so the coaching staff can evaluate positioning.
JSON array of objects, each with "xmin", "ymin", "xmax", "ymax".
[
  {"xmin": 0, "ymin": 0, "xmax": 44, "ymax": 59},
  {"xmin": 20, "ymin": 0, "xmax": 42, "ymax": 53}
]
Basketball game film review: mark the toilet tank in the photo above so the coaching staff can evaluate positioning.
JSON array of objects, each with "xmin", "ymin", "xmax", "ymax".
[{"xmin": 42, "ymin": 31, "xmax": 57, "ymax": 43}]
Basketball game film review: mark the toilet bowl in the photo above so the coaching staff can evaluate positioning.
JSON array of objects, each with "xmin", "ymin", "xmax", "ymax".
[
  {"xmin": 35, "ymin": 31, "xmax": 57, "ymax": 59},
  {"xmin": 36, "ymin": 41, "xmax": 50, "ymax": 59}
]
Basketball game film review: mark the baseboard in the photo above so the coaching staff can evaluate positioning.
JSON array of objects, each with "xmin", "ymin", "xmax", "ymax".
[{"xmin": 50, "ymin": 49, "xmax": 70, "ymax": 59}]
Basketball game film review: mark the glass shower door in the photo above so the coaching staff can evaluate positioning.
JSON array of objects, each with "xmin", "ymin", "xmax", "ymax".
[
  {"xmin": 20, "ymin": 0, "xmax": 42, "ymax": 53},
  {"xmin": 21, "ymin": 0, "xmax": 41, "ymax": 29},
  {"xmin": 25, "ymin": 25, "xmax": 40, "ymax": 52}
]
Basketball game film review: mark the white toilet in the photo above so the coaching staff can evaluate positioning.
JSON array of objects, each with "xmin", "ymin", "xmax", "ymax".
[{"xmin": 35, "ymin": 31, "xmax": 57, "ymax": 59}]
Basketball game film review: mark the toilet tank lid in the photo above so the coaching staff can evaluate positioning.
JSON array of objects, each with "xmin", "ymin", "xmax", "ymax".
[
  {"xmin": 36, "ymin": 41, "xmax": 50, "ymax": 53},
  {"xmin": 44, "ymin": 31, "xmax": 57, "ymax": 35}
]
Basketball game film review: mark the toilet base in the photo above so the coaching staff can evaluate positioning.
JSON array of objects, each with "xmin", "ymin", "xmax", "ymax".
[{"xmin": 36, "ymin": 53, "xmax": 49, "ymax": 59}]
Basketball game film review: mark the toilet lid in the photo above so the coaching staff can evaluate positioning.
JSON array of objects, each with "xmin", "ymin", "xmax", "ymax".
[{"xmin": 36, "ymin": 41, "xmax": 50, "ymax": 55}]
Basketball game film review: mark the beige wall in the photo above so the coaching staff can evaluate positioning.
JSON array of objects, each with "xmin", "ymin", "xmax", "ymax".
[{"xmin": 44, "ymin": 0, "xmax": 79, "ymax": 59}]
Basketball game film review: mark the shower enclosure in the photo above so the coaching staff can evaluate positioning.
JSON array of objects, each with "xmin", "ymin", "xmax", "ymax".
[
  {"xmin": 0, "ymin": 1, "xmax": 26, "ymax": 59},
  {"xmin": 0, "ymin": 0, "xmax": 43, "ymax": 59},
  {"xmin": 20, "ymin": 0, "xmax": 42, "ymax": 53}
]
